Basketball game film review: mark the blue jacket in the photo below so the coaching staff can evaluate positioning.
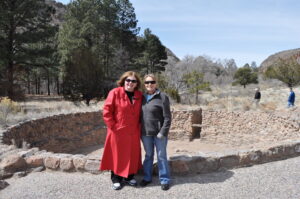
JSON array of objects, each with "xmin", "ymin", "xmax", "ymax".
[{"xmin": 288, "ymin": 91, "xmax": 295, "ymax": 103}]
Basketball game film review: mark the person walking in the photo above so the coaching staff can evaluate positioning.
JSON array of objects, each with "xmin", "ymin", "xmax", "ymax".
[
  {"xmin": 254, "ymin": 88, "xmax": 261, "ymax": 106},
  {"xmin": 100, "ymin": 71, "xmax": 143, "ymax": 190},
  {"xmin": 140, "ymin": 74, "xmax": 172, "ymax": 191},
  {"xmin": 288, "ymin": 87, "xmax": 295, "ymax": 107}
]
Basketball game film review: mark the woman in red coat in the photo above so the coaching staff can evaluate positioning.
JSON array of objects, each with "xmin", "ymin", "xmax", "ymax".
[{"xmin": 100, "ymin": 71, "xmax": 143, "ymax": 190}]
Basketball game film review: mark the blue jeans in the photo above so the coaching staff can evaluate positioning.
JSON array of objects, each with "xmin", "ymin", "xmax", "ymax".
[
  {"xmin": 141, "ymin": 135, "xmax": 170, "ymax": 184},
  {"xmin": 288, "ymin": 101, "xmax": 294, "ymax": 107}
]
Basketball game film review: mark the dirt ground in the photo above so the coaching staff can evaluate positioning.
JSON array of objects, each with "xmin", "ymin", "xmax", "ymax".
[{"xmin": 73, "ymin": 137, "xmax": 295, "ymax": 160}]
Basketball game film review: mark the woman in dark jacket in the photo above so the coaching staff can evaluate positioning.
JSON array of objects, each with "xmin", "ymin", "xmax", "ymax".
[{"xmin": 140, "ymin": 74, "xmax": 172, "ymax": 191}]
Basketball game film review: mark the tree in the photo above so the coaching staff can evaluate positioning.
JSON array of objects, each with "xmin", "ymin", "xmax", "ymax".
[
  {"xmin": 250, "ymin": 61, "xmax": 258, "ymax": 72},
  {"xmin": 0, "ymin": 0, "xmax": 58, "ymax": 99},
  {"xmin": 264, "ymin": 57, "xmax": 300, "ymax": 87},
  {"xmin": 137, "ymin": 28, "xmax": 167, "ymax": 74},
  {"xmin": 182, "ymin": 71, "xmax": 210, "ymax": 104},
  {"xmin": 62, "ymin": 48, "xmax": 104, "ymax": 105},
  {"xmin": 233, "ymin": 67, "xmax": 258, "ymax": 88},
  {"xmin": 58, "ymin": 0, "xmax": 140, "ymax": 88}
]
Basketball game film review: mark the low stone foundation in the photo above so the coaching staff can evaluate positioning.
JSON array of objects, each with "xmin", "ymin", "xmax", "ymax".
[
  {"xmin": 2, "ymin": 109, "xmax": 202, "ymax": 154},
  {"xmin": 169, "ymin": 140, "xmax": 300, "ymax": 174},
  {"xmin": 2, "ymin": 112, "xmax": 107, "ymax": 153},
  {"xmin": 1, "ymin": 108, "xmax": 300, "ymax": 179}
]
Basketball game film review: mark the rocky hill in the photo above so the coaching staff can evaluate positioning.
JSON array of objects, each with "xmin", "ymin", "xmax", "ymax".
[
  {"xmin": 46, "ymin": 0, "xmax": 67, "ymax": 25},
  {"xmin": 260, "ymin": 48, "xmax": 300, "ymax": 72}
]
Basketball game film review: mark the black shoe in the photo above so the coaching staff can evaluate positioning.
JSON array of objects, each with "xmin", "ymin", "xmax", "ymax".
[
  {"xmin": 124, "ymin": 178, "xmax": 138, "ymax": 186},
  {"xmin": 161, "ymin": 184, "xmax": 170, "ymax": 191},
  {"xmin": 139, "ymin": 180, "xmax": 152, "ymax": 187}
]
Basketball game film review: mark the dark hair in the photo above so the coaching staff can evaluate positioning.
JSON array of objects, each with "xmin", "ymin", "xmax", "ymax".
[{"xmin": 117, "ymin": 71, "xmax": 142, "ymax": 90}]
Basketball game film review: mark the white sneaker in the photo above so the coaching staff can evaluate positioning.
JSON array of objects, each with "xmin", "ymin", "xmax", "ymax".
[{"xmin": 112, "ymin": 182, "xmax": 122, "ymax": 190}]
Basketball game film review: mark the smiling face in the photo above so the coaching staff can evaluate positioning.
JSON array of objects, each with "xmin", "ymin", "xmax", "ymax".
[
  {"xmin": 124, "ymin": 75, "xmax": 137, "ymax": 92},
  {"xmin": 144, "ymin": 76, "xmax": 157, "ymax": 94}
]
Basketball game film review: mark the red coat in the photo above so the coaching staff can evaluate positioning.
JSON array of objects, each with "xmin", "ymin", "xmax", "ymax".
[{"xmin": 100, "ymin": 87, "xmax": 142, "ymax": 177}]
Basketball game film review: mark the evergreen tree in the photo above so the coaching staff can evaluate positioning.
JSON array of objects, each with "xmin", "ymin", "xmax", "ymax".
[
  {"xmin": 182, "ymin": 71, "xmax": 211, "ymax": 104},
  {"xmin": 137, "ymin": 28, "xmax": 167, "ymax": 74},
  {"xmin": 58, "ymin": 0, "xmax": 139, "ymax": 82},
  {"xmin": 0, "ymin": 0, "xmax": 58, "ymax": 99},
  {"xmin": 233, "ymin": 67, "xmax": 258, "ymax": 88},
  {"xmin": 114, "ymin": 0, "xmax": 140, "ymax": 73},
  {"xmin": 62, "ymin": 48, "xmax": 104, "ymax": 105},
  {"xmin": 264, "ymin": 57, "xmax": 300, "ymax": 87}
]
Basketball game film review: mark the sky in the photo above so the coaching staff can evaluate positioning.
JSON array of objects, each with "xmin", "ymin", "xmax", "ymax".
[{"xmin": 56, "ymin": 0, "xmax": 300, "ymax": 67}]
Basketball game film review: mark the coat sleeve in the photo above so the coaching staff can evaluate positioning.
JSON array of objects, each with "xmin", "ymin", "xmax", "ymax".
[
  {"xmin": 159, "ymin": 93, "xmax": 172, "ymax": 137},
  {"xmin": 103, "ymin": 89, "xmax": 116, "ymax": 130}
]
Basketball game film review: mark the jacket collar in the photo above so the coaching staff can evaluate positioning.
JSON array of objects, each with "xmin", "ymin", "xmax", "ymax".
[
  {"xmin": 121, "ymin": 87, "xmax": 141, "ymax": 100},
  {"xmin": 143, "ymin": 89, "xmax": 160, "ymax": 101}
]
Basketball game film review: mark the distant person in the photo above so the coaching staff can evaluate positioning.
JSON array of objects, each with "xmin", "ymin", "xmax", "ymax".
[
  {"xmin": 140, "ymin": 74, "xmax": 172, "ymax": 191},
  {"xmin": 288, "ymin": 87, "xmax": 295, "ymax": 107},
  {"xmin": 100, "ymin": 71, "xmax": 143, "ymax": 190},
  {"xmin": 254, "ymin": 88, "xmax": 261, "ymax": 106}
]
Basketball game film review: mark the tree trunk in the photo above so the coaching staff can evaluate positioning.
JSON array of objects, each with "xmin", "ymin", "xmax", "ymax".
[
  {"xmin": 7, "ymin": 62, "xmax": 14, "ymax": 99},
  {"xmin": 56, "ymin": 76, "xmax": 60, "ymax": 95},
  {"xmin": 7, "ymin": 18, "xmax": 15, "ymax": 99},
  {"xmin": 27, "ymin": 71, "xmax": 31, "ymax": 94},
  {"xmin": 195, "ymin": 89, "xmax": 199, "ymax": 104},
  {"xmin": 46, "ymin": 68, "xmax": 50, "ymax": 96}
]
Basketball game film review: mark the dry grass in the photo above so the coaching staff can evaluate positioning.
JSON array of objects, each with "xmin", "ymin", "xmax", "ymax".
[
  {"xmin": 1, "ymin": 83, "xmax": 298, "ymax": 129},
  {"xmin": 191, "ymin": 83, "xmax": 297, "ymax": 112},
  {"xmin": 0, "ymin": 96, "xmax": 104, "ymax": 129}
]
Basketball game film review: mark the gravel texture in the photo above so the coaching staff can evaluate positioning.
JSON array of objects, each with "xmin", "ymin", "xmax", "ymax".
[{"xmin": 1, "ymin": 156, "xmax": 300, "ymax": 199}]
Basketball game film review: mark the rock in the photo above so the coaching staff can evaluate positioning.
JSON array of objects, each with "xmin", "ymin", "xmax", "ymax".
[
  {"xmin": 219, "ymin": 155, "xmax": 239, "ymax": 169},
  {"xmin": 0, "ymin": 170, "xmax": 13, "ymax": 180},
  {"xmin": 84, "ymin": 159, "xmax": 101, "ymax": 174},
  {"xmin": 295, "ymin": 144, "xmax": 300, "ymax": 153},
  {"xmin": 0, "ymin": 154, "xmax": 27, "ymax": 173},
  {"xmin": 18, "ymin": 148, "xmax": 39, "ymax": 158},
  {"xmin": 169, "ymin": 160, "xmax": 190, "ymax": 174},
  {"xmin": 60, "ymin": 158, "xmax": 74, "ymax": 171},
  {"xmin": 31, "ymin": 166, "xmax": 45, "ymax": 173},
  {"xmin": 0, "ymin": 180, "xmax": 9, "ymax": 190},
  {"xmin": 44, "ymin": 156, "xmax": 60, "ymax": 170},
  {"xmin": 73, "ymin": 157, "xmax": 87, "ymax": 171},
  {"xmin": 25, "ymin": 155, "xmax": 44, "ymax": 168},
  {"xmin": 239, "ymin": 151, "xmax": 262, "ymax": 166},
  {"xmin": 13, "ymin": 171, "xmax": 27, "ymax": 178}
]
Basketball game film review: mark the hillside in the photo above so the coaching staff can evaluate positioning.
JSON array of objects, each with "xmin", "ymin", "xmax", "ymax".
[
  {"xmin": 260, "ymin": 48, "xmax": 300, "ymax": 72},
  {"xmin": 46, "ymin": 0, "xmax": 67, "ymax": 25}
]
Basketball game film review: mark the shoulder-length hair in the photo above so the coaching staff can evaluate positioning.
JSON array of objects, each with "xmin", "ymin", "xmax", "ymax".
[{"xmin": 117, "ymin": 71, "xmax": 142, "ymax": 90}]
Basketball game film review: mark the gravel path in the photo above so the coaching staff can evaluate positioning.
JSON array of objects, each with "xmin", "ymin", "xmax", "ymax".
[{"xmin": 1, "ymin": 156, "xmax": 300, "ymax": 199}]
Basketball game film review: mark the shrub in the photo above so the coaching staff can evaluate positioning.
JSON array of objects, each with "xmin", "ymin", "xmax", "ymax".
[
  {"xmin": 0, "ymin": 97, "xmax": 21, "ymax": 126},
  {"xmin": 165, "ymin": 88, "xmax": 181, "ymax": 103}
]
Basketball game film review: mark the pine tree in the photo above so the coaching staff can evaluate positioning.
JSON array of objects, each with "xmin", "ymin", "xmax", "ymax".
[
  {"xmin": 264, "ymin": 57, "xmax": 300, "ymax": 87},
  {"xmin": 62, "ymin": 48, "xmax": 104, "ymax": 105},
  {"xmin": 59, "ymin": 0, "xmax": 141, "ymax": 101},
  {"xmin": 233, "ymin": 67, "xmax": 258, "ymax": 88},
  {"xmin": 0, "ymin": 0, "xmax": 58, "ymax": 99},
  {"xmin": 182, "ymin": 71, "xmax": 211, "ymax": 104},
  {"xmin": 137, "ymin": 28, "xmax": 167, "ymax": 74}
]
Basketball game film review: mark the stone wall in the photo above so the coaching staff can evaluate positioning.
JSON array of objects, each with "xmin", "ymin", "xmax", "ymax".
[
  {"xmin": 2, "ymin": 112, "xmax": 107, "ymax": 153},
  {"xmin": 169, "ymin": 108, "xmax": 202, "ymax": 140},
  {"xmin": 1, "ymin": 109, "xmax": 202, "ymax": 153}
]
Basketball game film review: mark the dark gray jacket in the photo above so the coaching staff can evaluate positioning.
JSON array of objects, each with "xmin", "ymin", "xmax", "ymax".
[{"xmin": 141, "ymin": 90, "xmax": 172, "ymax": 137}]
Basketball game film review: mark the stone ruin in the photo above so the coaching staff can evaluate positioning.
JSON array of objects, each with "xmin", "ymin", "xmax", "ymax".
[{"xmin": 0, "ymin": 107, "xmax": 300, "ymax": 184}]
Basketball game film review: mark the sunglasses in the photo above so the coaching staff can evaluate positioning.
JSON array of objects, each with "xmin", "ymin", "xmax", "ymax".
[
  {"xmin": 144, "ymin": 81, "xmax": 156, "ymax": 85},
  {"xmin": 125, "ymin": 79, "xmax": 137, "ymax": 83}
]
